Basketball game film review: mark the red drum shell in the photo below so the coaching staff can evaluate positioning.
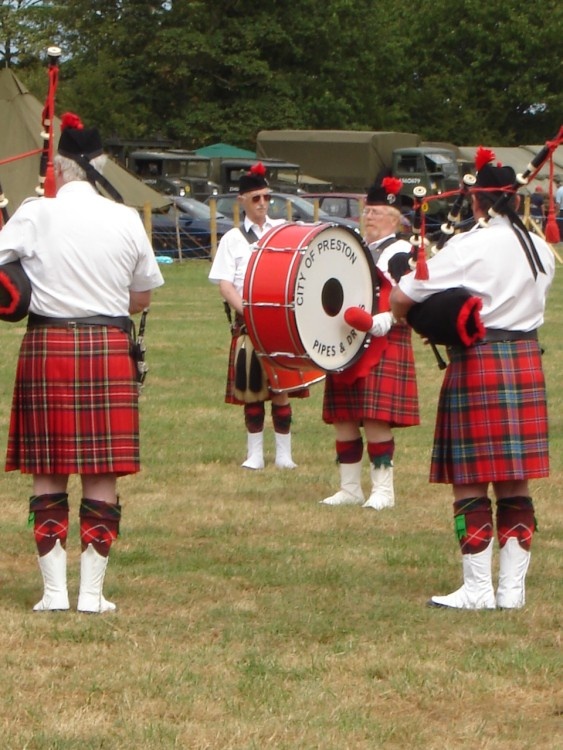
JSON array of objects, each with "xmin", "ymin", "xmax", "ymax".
[
  {"xmin": 261, "ymin": 359, "xmax": 325, "ymax": 394},
  {"xmin": 243, "ymin": 222, "xmax": 375, "ymax": 372}
]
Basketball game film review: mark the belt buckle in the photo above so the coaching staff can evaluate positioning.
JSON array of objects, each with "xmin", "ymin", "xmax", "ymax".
[{"xmin": 67, "ymin": 321, "xmax": 78, "ymax": 329}]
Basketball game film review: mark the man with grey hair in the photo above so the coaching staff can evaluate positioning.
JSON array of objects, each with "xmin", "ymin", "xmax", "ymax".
[
  {"xmin": 320, "ymin": 176, "xmax": 419, "ymax": 510},
  {"xmin": 0, "ymin": 112, "xmax": 164, "ymax": 614}
]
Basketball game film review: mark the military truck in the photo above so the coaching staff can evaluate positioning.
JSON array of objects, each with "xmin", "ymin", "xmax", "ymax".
[
  {"xmin": 212, "ymin": 157, "xmax": 303, "ymax": 194},
  {"xmin": 256, "ymin": 130, "xmax": 461, "ymax": 216},
  {"xmin": 126, "ymin": 149, "xmax": 219, "ymax": 201},
  {"xmin": 210, "ymin": 156, "xmax": 333, "ymax": 194}
]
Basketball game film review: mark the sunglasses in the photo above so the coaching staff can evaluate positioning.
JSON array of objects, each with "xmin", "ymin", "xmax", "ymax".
[{"xmin": 250, "ymin": 194, "xmax": 271, "ymax": 204}]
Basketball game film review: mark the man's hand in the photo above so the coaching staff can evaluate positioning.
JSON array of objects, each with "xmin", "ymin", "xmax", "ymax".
[
  {"xmin": 344, "ymin": 307, "xmax": 395, "ymax": 337},
  {"xmin": 369, "ymin": 311, "xmax": 395, "ymax": 337}
]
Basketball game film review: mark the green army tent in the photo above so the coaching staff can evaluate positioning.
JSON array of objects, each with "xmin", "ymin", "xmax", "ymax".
[
  {"xmin": 0, "ymin": 68, "xmax": 170, "ymax": 213},
  {"xmin": 194, "ymin": 142, "xmax": 256, "ymax": 159}
]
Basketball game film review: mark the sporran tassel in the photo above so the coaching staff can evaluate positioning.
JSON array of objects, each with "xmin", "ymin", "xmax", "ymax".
[
  {"xmin": 235, "ymin": 339, "xmax": 248, "ymax": 392},
  {"xmin": 249, "ymin": 350, "xmax": 264, "ymax": 393}
]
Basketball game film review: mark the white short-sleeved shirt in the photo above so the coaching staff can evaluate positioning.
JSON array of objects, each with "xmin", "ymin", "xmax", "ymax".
[
  {"xmin": 208, "ymin": 215, "xmax": 286, "ymax": 295},
  {"xmin": 398, "ymin": 216, "xmax": 554, "ymax": 331},
  {"xmin": 0, "ymin": 181, "xmax": 164, "ymax": 317}
]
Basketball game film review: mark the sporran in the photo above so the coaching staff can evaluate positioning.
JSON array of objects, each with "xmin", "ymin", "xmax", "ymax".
[{"xmin": 233, "ymin": 333, "xmax": 269, "ymax": 402}]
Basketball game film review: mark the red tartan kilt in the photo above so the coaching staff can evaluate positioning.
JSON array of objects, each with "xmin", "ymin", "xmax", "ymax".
[
  {"xmin": 6, "ymin": 326, "xmax": 140, "ymax": 476},
  {"xmin": 225, "ymin": 332, "xmax": 310, "ymax": 404},
  {"xmin": 431, "ymin": 340, "xmax": 549, "ymax": 484},
  {"xmin": 322, "ymin": 325, "xmax": 420, "ymax": 427}
]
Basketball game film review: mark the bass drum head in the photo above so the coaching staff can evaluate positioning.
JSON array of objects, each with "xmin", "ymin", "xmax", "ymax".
[{"xmin": 293, "ymin": 224, "xmax": 376, "ymax": 371}]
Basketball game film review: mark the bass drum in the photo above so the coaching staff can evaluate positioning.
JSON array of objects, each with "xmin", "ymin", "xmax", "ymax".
[
  {"xmin": 261, "ymin": 358, "xmax": 326, "ymax": 394},
  {"xmin": 243, "ymin": 223, "xmax": 376, "ymax": 372}
]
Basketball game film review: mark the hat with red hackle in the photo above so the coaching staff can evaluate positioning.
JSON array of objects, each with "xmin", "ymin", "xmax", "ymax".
[
  {"xmin": 58, "ymin": 112, "xmax": 103, "ymax": 161},
  {"xmin": 366, "ymin": 174, "xmax": 405, "ymax": 208},
  {"xmin": 474, "ymin": 146, "xmax": 515, "ymax": 198},
  {"xmin": 56, "ymin": 112, "xmax": 123, "ymax": 203},
  {"xmin": 239, "ymin": 162, "xmax": 270, "ymax": 194}
]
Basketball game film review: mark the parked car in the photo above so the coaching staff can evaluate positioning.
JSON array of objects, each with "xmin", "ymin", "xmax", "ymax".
[
  {"xmin": 301, "ymin": 192, "xmax": 365, "ymax": 222},
  {"xmin": 149, "ymin": 197, "xmax": 234, "ymax": 259},
  {"xmin": 205, "ymin": 192, "xmax": 360, "ymax": 229}
]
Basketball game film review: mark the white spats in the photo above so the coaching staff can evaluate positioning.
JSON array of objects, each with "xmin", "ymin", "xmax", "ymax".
[
  {"xmin": 33, "ymin": 539, "xmax": 70, "ymax": 612},
  {"xmin": 77, "ymin": 544, "xmax": 116, "ymax": 614},
  {"xmin": 429, "ymin": 541, "xmax": 496, "ymax": 610},
  {"xmin": 320, "ymin": 461, "xmax": 365, "ymax": 506}
]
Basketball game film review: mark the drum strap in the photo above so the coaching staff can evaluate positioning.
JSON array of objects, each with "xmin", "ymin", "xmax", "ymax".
[
  {"xmin": 239, "ymin": 226, "xmax": 259, "ymax": 243},
  {"xmin": 368, "ymin": 236, "xmax": 398, "ymax": 266},
  {"xmin": 223, "ymin": 300, "xmax": 233, "ymax": 328},
  {"xmin": 223, "ymin": 227, "xmax": 259, "ymax": 329}
]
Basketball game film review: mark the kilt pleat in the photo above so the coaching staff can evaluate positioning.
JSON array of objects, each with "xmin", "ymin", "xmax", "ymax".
[
  {"xmin": 6, "ymin": 327, "xmax": 140, "ymax": 476},
  {"xmin": 431, "ymin": 340, "xmax": 549, "ymax": 484},
  {"xmin": 322, "ymin": 325, "xmax": 420, "ymax": 426}
]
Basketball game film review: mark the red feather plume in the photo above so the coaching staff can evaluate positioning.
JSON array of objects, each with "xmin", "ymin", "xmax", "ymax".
[
  {"xmin": 382, "ymin": 176, "xmax": 403, "ymax": 195},
  {"xmin": 475, "ymin": 146, "xmax": 495, "ymax": 171},
  {"xmin": 60, "ymin": 112, "xmax": 84, "ymax": 131},
  {"xmin": 249, "ymin": 162, "xmax": 267, "ymax": 177}
]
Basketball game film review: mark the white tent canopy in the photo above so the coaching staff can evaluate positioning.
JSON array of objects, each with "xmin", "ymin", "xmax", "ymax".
[{"xmin": 457, "ymin": 144, "xmax": 563, "ymax": 193}]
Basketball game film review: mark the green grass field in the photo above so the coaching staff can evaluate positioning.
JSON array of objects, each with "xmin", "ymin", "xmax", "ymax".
[{"xmin": 0, "ymin": 256, "xmax": 561, "ymax": 749}]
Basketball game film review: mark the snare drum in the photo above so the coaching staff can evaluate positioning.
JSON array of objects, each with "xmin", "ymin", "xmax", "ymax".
[{"xmin": 243, "ymin": 223, "xmax": 376, "ymax": 372}]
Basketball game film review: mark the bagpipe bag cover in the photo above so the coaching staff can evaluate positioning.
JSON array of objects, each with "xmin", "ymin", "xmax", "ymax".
[
  {"xmin": 0, "ymin": 260, "xmax": 32, "ymax": 322},
  {"xmin": 406, "ymin": 288, "xmax": 485, "ymax": 347}
]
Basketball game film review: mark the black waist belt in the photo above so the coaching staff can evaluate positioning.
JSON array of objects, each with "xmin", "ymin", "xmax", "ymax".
[
  {"xmin": 27, "ymin": 312, "xmax": 132, "ymax": 334},
  {"xmin": 479, "ymin": 328, "xmax": 538, "ymax": 344}
]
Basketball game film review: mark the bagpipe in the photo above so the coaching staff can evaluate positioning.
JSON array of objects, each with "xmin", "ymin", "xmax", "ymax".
[
  {"xmin": 0, "ymin": 49, "xmax": 56, "ymax": 211},
  {"xmin": 0, "ymin": 47, "xmax": 62, "ymax": 322},
  {"xmin": 36, "ymin": 46, "xmax": 61, "ymax": 198},
  {"xmin": 474, "ymin": 126, "xmax": 563, "ymax": 279},
  {"xmin": 434, "ymin": 174, "xmax": 476, "ymax": 252},
  {"xmin": 402, "ymin": 127, "xmax": 562, "ymax": 365},
  {"xmin": 400, "ymin": 186, "xmax": 484, "ymax": 368},
  {"xmin": 408, "ymin": 125, "xmax": 562, "ymax": 270},
  {"xmin": 0, "ymin": 261, "xmax": 32, "ymax": 322},
  {"xmin": 129, "ymin": 308, "xmax": 150, "ymax": 393},
  {"xmin": 481, "ymin": 125, "xmax": 562, "ymax": 240},
  {"xmin": 0, "ymin": 142, "xmax": 31, "ymax": 322}
]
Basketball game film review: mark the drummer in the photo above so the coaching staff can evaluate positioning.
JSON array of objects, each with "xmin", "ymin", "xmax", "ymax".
[
  {"xmin": 320, "ymin": 175, "xmax": 420, "ymax": 509},
  {"xmin": 208, "ymin": 163, "xmax": 306, "ymax": 470}
]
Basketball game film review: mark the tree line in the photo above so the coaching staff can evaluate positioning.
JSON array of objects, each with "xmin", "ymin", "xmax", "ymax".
[{"xmin": 2, "ymin": 0, "xmax": 562, "ymax": 151}]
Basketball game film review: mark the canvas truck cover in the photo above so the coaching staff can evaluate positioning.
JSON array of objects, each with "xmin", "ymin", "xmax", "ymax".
[{"xmin": 256, "ymin": 130, "xmax": 420, "ymax": 190}]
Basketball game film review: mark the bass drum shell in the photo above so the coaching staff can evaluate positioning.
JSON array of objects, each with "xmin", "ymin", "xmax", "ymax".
[
  {"xmin": 243, "ymin": 222, "xmax": 376, "ymax": 372},
  {"xmin": 261, "ymin": 358, "xmax": 325, "ymax": 394}
]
